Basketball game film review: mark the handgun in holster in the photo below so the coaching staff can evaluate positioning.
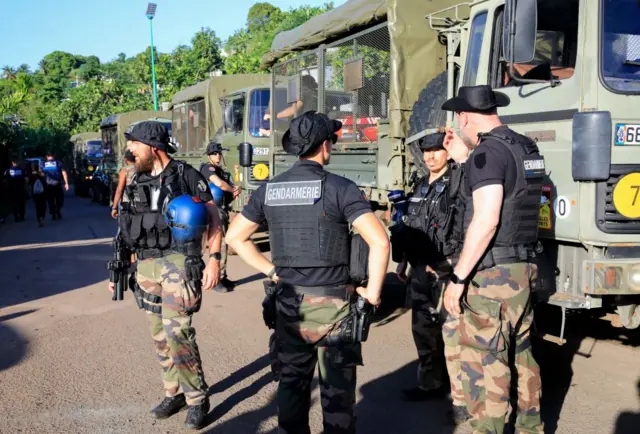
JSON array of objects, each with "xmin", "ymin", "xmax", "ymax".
[{"xmin": 262, "ymin": 280, "xmax": 279, "ymax": 329}]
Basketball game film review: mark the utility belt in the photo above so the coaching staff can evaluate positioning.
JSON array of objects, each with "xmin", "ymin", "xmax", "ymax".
[
  {"xmin": 261, "ymin": 280, "xmax": 373, "ymax": 346},
  {"xmin": 471, "ymin": 243, "xmax": 538, "ymax": 271},
  {"xmin": 135, "ymin": 242, "xmax": 202, "ymax": 261}
]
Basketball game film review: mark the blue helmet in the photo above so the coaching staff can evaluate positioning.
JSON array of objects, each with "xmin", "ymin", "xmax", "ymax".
[
  {"xmin": 164, "ymin": 195, "xmax": 208, "ymax": 243},
  {"xmin": 209, "ymin": 182, "xmax": 224, "ymax": 207}
]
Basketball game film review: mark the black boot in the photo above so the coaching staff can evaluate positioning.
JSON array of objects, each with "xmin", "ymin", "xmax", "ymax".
[
  {"xmin": 184, "ymin": 398, "xmax": 210, "ymax": 430},
  {"xmin": 449, "ymin": 405, "xmax": 471, "ymax": 425},
  {"xmin": 150, "ymin": 394, "xmax": 187, "ymax": 419}
]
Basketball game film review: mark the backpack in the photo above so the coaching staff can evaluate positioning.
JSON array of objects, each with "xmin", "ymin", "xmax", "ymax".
[{"xmin": 33, "ymin": 179, "xmax": 44, "ymax": 194}]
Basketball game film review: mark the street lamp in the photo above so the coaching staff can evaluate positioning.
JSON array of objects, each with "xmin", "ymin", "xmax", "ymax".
[{"xmin": 146, "ymin": 2, "xmax": 159, "ymax": 111}]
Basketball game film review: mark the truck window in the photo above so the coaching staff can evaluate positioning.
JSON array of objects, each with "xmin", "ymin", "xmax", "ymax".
[
  {"xmin": 224, "ymin": 96, "xmax": 246, "ymax": 133},
  {"xmin": 172, "ymin": 105, "xmax": 188, "ymax": 154},
  {"xmin": 490, "ymin": 0, "xmax": 579, "ymax": 89},
  {"xmin": 187, "ymin": 99, "xmax": 206, "ymax": 153},
  {"xmin": 249, "ymin": 89, "xmax": 271, "ymax": 137},
  {"xmin": 101, "ymin": 126, "xmax": 117, "ymax": 157},
  {"xmin": 601, "ymin": 0, "xmax": 640, "ymax": 94},
  {"xmin": 462, "ymin": 11, "xmax": 488, "ymax": 86}
]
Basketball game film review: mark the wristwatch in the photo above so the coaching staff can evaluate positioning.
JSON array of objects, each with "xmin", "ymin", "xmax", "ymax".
[
  {"xmin": 209, "ymin": 252, "xmax": 222, "ymax": 260},
  {"xmin": 450, "ymin": 272, "xmax": 470, "ymax": 285}
]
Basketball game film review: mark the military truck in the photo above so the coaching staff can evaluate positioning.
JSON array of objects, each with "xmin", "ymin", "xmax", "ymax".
[
  {"xmin": 70, "ymin": 132, "xmax": 102, "ymax": 197},
  {"xmin": 99, "ymin": 110, "xmax": 172, "ymax": 205},
  {"xmin": 262, "ymin": 0, "xmax": 640, "ymax": 337},
  {"xmin": 169, "ymin": 74, "xmax": 271, "ymax": 211}
]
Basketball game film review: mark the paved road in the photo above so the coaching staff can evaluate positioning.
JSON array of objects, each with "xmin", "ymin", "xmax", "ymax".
[{"xmin": 0, "ymin": 195, "xmax": 638, "ymax": 434}]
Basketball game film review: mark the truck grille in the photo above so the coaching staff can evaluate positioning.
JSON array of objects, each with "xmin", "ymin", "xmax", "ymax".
[{"xmin": 596, "ymin": 165, "xmax": 640, "ymax": 234}]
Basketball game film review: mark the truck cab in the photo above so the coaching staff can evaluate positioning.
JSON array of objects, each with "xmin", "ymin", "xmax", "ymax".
[{"xmin": 430, "ymin": 0, "xmax": 640, "ymax": 333}]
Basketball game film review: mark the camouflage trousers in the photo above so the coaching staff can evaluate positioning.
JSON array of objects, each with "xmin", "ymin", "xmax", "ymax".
[
  {"xmin": 217, "ymin": 208, "xmax": 229, "ymax": 279},
  {"xmin": 409, "ymin": 265, "xmax": 446, "ymax": 391},
  {"xmin": 274, "ymin": 287, "xmax": 362, "ymax": 434},
  {"xmin": 459, "ymin": 263, "xmax": 543, "ymax": 434},
  {"xmin": 137, "ymin": 254, "xmax": 208, "ymax": 406},
  {"xmin": 442, "ymin": 313, "xmax": 465, "ymax": 406}
]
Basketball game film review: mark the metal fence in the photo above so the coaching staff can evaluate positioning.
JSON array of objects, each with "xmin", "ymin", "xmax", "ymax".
[{"xmin": 271, "ymin": 23, "xmax": 391, "ymax": 150}]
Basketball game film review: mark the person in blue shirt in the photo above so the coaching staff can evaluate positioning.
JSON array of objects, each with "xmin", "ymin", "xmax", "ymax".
[
  {"xmin": 42, "ymin": 152, "xmax": 69, "ymax": 220},
  {"xmin": 3, "ymin": 158, "xmax": 28, "ymax": 222}
]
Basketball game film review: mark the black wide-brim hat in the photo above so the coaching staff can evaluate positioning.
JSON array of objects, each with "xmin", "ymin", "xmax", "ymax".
[
  {"xmin": 282, "ymin": 111, "xmax": 342, "ymax": 157},
  {"xmin": 441, "ymin": 85, "xmax": 510, "ymax": 113},
  {"xmin": 419, "ymin": 132, "xmax": 445, "ymax": 151},
  {"xmin": 124, "ymin": 121, "xmax": 171, "ymax": 152}
]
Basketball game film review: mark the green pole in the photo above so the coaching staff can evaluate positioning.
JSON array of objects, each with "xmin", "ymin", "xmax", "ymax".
[{"xmin": 149, "ymin": 18, "xmax": 158, "ymax": 111}]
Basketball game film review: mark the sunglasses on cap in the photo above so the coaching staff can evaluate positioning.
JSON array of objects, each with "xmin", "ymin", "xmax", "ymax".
[{"xmin": 210, "ymin": 151, "xmax": 221, "ymax": 156}]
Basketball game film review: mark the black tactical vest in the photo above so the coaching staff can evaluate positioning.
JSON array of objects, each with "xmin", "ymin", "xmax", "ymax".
[
  {"xmin": 263, "ymin": 163, "xmax": 350, "ymax": 268},
  {"xmin": 121, "ymin": 160, "xmax": 201, "ymax": 258},
  {"xmin": 401, "ymin": 167, "xmax": 458, "ymax": 265},
  {"xmin": 455, "ymin": 128, "xmax": 545, "ymax": 265}
]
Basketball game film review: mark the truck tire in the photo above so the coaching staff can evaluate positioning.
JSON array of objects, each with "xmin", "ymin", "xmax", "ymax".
[{"xmin": 407, "ymin": 72, "xmax": 448, "ymax": 178}]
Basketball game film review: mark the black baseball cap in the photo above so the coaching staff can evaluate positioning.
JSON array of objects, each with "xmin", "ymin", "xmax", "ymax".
[
  {"xmin": 282, "ymin": 111, "xmax": 342, "ymax": 157},
  {"xmin": 419, "ymin": 132, "xmax": 445, "ymax": 151},
  {"xmin": 441, "ymin": 85, "xmax": 510, "ymax": 113},
  {"xmin": 124, "ymin": 121, "xmax": 171, "ymax": 152},
  {"xmin": 205, "ymin": 142, "xmax": 228, "ymax": 155}
]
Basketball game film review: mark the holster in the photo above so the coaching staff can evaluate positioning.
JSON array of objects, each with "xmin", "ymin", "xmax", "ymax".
[
  {"xmin": 129, "ymin": 271, "xmax": 145, "ymax": 310},
  {"xmin": 184, "ymin": 256, "xmax": 205, "ymax": 313},
  {"xmin": 321, "ymin": 296, "xmax": 374, "ymax": 347},
  {"xmin": 262, "ymin": 280, "xmax": 279, "ymax": 329}
]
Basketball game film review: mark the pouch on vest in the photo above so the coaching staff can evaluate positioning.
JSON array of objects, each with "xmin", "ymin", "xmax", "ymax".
[{"xmin": 349, "ymin": 233, "xmax": 369, "ymax": 285}]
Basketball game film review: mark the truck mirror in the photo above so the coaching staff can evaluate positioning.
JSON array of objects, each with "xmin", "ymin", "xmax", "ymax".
[
  {"xmin": 238, "ymin": 142, "xmax": 253, "ymax": 167},
  {"xmin": 571, "ymin": 111, "xmax": 612, "ymax": 182},
  {"xmin": 503, "ymin": 0, "xmax": 538, "ymax": 64}
]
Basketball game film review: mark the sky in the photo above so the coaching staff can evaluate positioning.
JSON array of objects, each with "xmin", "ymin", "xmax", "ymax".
[{"xmin": 0, "ymin": 0, "xmax": 346, "ymax": 71}]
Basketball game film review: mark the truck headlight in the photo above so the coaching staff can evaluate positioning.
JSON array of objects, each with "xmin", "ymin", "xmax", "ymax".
[{"xmin": 627, "ymin": 265, "xmax": 640, "ymax": 291}]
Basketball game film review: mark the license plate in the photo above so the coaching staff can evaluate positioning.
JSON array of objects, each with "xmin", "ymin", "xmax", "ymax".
[
  {"xmin": 253, "ymin": 147, "xmax": 269, "ymax": 156},
  {"xmin": 615, "ymin": 124, "xmax": 640, "ymax": 145}
]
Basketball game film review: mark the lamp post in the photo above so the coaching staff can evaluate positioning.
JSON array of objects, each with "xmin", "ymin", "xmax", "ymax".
[{"xmin": 146, "ymin": 3, "xmax": 158, "ymax": 111}]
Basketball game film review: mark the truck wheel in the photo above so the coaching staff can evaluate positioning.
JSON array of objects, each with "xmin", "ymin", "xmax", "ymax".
[{"xmin": 407, "ymin": 72, "xmax": 448, "ymax": 178}]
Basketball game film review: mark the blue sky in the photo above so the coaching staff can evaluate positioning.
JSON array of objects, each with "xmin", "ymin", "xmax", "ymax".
[{"xmin": 0, "ymin": 0, "xmax": 345, "ymax": 70}]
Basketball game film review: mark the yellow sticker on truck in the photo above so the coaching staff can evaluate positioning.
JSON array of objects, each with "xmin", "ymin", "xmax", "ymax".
[{"xmin": 613, "ymin": 172, "xmax": 640, "ymax": 218}]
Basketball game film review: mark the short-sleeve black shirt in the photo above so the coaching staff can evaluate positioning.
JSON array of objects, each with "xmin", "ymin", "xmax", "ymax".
[
  {"xmin": 137, "ymin": 159, "xmax": 213, "ymax": 203},
  {"xmin": 242, "ymin": 160, "xmax": 372, "ymax": 286},
  {"xmin": 465, "ymin": 126, "xmax": 518, "ymax": 196}
]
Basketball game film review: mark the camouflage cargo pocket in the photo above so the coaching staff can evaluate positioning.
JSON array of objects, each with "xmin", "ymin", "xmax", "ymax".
[{"xmin": 460, "ymin": 295, "xmax": 507, "ymax": 353}]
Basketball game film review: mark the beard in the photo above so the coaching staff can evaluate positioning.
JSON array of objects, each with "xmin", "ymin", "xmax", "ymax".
[
  {"xmin": 458, "ymin": 129, "xmax": 476, "ymax": 148},
  {"xmin": 134, "ymin": 154, "xmax": 154, "ymax": 173}
]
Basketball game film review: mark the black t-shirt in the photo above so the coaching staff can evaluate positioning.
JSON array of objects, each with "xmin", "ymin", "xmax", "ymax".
[
  {"xmin": 4, "ymin": 166, "xmax": 25, "ymax": 191},
  {"xmin": 465, "ymin": 126, "xmax": 518, "ymax": 196},
  {"xmin": 137, "ymin": 160, "xmax": 213, "ymax": 204},
  {"xmin": 242, "ymin": 160, "xmax": 372, "ymax": 286},
  {"xmin": 200, "ymin": 162, "xmax": 233, "ymax": 205}
]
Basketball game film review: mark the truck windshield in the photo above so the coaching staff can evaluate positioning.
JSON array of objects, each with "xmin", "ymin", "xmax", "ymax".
[
  {"xmin": 601, "ymin": 0, "xmax": 640, "ymax": 93},
  {"xmin": 249, "ymin": 89, "xmax": 271, "ymax": 137},
  {"xmin": 86, "ymin": 140, "xmax": 102, "ymax": 157}
]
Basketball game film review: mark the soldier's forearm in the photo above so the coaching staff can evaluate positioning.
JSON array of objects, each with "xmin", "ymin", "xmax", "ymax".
[
  {"xmin": 231, "ymin": 239, "xmax": 275, "ymax": 277},
  {"xmin": 206, "ymin": 204, "xmax": 222, "ymax": 253}
]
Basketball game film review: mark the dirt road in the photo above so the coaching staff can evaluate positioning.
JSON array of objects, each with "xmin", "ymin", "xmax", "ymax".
[{"xmin": 0, "ymin": 195, "xmax": 638, "ymax": 433}]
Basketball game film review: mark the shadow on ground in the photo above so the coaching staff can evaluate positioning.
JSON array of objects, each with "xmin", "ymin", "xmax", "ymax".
[
  {"xmin": 613, "ymin": 379, "xmax": 640, "ymax": 434},
  {"xmin": 0, "ymin": 310, "xmax": 33, "ymax": 372}
]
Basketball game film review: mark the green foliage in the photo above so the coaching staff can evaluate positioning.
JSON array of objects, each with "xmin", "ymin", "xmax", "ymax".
[{"xmin": 0, "ymin": 2, "xmax": 332, "ymax": 165}]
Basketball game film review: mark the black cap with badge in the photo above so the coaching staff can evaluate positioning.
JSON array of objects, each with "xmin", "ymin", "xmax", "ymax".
[
  {"xmin": 419, "ymin": 132, "xmax": 445, "ymax": 151},
  {"xmin": 282, "ymin": 111, "xmax": 342, "ymax": 157},
  {"xmin": 205, "ymin": 141, "xmax": 229, "ymax": 155},
  {"xmin": 124, "ymin": 121, "xmax": 174, "ymax": 153}
]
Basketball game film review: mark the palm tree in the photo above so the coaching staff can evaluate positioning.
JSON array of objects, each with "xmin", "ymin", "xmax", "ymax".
[
  {"xmin": 17, "ymin": 64, "xmax": 30, "ymax": 74},
  {"xmin": 2, "ymin": 66, "xmax": 17, "ymax": 80}
]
